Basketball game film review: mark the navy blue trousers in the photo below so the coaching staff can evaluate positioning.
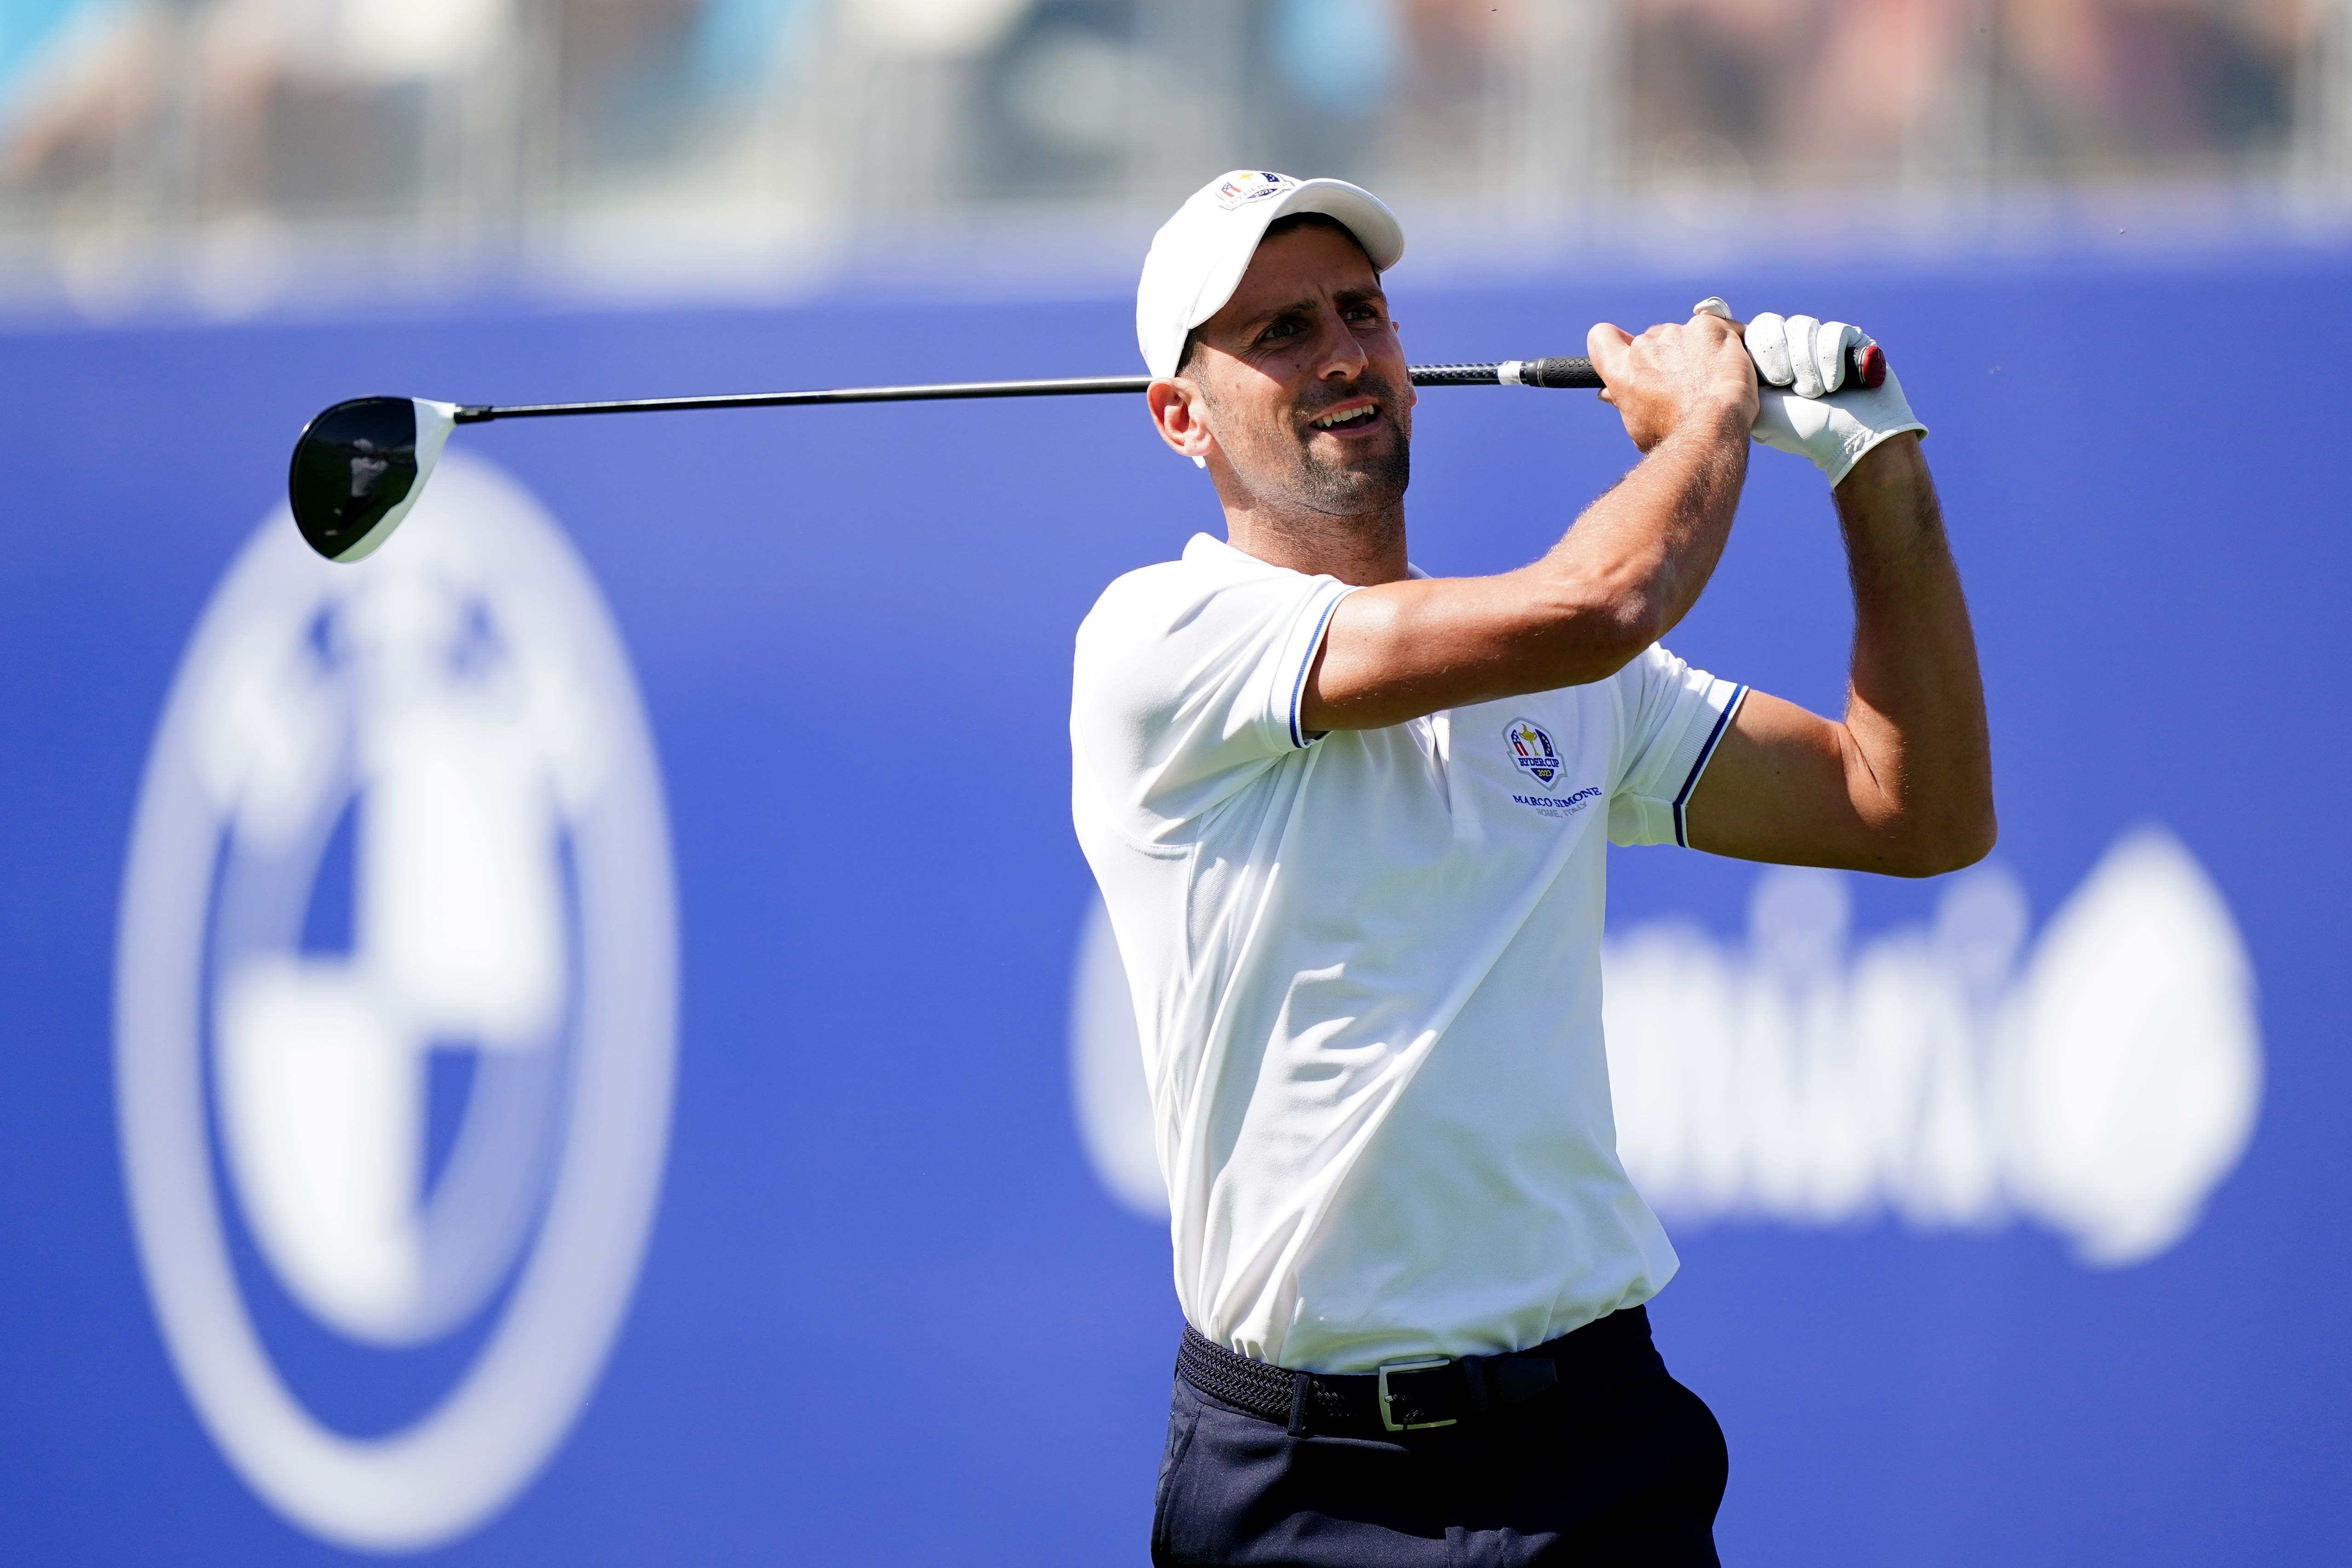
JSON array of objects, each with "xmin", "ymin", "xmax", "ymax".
[{"xmin": 1150, "ymin": 1323, "xmax": 1727, "ymax": 1567}]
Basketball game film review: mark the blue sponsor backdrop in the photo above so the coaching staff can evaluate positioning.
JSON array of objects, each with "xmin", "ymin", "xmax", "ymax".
[{"xmin": 0, "ymin": 248, "xmax": 2346, "ymax": 1565}]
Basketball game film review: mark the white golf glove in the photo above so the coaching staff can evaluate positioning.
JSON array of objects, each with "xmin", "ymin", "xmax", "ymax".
[{"xmin": 1694, "ymin": 297, "xmax": 1926, "ymax": 486}]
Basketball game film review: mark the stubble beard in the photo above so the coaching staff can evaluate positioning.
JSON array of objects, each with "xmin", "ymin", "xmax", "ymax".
[
  {"xmin": 1208, "ymin": 369, "xmax": 1412, "ymax": 526},
  {"xmin": 1287, "ymin": 372, "xmax": 1411, "ymax": 520},
  {"xmin": 1294, "ymin": 424, "xmax": 1410, "ymax": 518}
]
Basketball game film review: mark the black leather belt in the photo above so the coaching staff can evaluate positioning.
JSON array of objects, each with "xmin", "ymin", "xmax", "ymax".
[{"xmin": 1177, "ymin": 1304, "xmax": 1657, "ymax": 1439}]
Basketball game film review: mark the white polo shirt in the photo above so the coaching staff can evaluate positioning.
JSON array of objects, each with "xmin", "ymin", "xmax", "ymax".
[{"xmin": 1071, "ymin": 533, "xmax": 1747, "ymax": 1373}]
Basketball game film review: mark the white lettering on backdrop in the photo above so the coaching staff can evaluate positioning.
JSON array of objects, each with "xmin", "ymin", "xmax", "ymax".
[{"xmin": 1070, "ymin": 827, "xmax": 2261, "ymax": 1267}]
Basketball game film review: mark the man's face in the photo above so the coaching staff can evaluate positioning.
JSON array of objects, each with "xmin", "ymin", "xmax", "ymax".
[{"xmin": 1185, "ymin": 223, "xmax": 1414, "ymax": 517}]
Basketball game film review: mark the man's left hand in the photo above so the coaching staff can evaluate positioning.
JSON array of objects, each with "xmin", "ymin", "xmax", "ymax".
[{"xmin": 1697, "ymin": 300, "xmax": 1930, "ymax": 487}]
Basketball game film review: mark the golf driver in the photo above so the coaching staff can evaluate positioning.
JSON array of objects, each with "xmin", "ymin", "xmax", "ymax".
[{"xmin": 288, "ymin": 346, "xmax": 1886, "ymax": 564}]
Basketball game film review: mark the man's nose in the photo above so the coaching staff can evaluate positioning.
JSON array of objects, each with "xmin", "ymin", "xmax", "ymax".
[{"xmin": 1313, "ymin": 314, "xmax": 1369, "ymax": 379}]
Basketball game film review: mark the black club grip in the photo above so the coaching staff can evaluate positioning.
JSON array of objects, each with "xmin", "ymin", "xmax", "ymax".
[
  {"xmin": 1417, "ymin": 345, "xmax": 1887, "ymax": 393},
  {"xmin": 1514, "ymin": 357, "xmax": 1603, "ymax": 389},
  {"xmin": 1402, "ymin": 359, "xmax": 1605, "ymax": 389}
]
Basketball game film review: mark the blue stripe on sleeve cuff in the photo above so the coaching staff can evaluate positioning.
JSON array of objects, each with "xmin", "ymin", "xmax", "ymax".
[
  {"xmin": 1671, "ymin": 684, "xmax": 1747, "ymax": 848},
  {"xmin": 1288, "ymin": 592, "xmax": 1349, "ymax": 749}
]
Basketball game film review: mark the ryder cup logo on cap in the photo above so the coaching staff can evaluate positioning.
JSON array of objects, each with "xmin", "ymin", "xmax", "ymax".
[
  {"xmin": 1137, "ymin": 168, "xmax": 1407, "ymax": 381},
  {"xmin": 1216, "ymin": 171, "xmax": 1295, "ymax": 208},
  {"xmin": 115, "ymin": 455, "xmax": 677, "ymax": 1553}
]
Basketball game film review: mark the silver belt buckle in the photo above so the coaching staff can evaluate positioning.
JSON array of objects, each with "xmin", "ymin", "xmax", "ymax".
[{"xmin": 1376, "ymin": 1357, "xmax": 1458, "ymax": 1432}]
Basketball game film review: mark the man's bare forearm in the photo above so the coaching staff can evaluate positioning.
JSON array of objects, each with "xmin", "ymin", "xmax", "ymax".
[
  {"xmin": 1834, "ymin": 433, "xmax": 1995, "ymax": 868},
  {"xmin": 1305, "ymin": 306, "xmax": 1760, "ymax": 732},
  {"xmin": 1533, "ymin": 401, "xmax": 1752, "ymax": 657},
  {"xmin": 1307, "ymin": 407, "xmax": 1750, "ymax": 730}
]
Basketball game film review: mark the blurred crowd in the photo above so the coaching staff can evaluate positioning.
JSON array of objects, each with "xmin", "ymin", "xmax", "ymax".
[
  {"xmin": 1632, "ymin": 0, "xmax": 2306, "ymax": 185},
  {"xmin": 0, "ymin": 0, "xmax": 2331, "ymax": 286}
]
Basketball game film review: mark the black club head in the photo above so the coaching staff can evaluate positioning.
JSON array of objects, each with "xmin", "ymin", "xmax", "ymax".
[{"xmin": 288, "ymin": 397, "xmax": 456, "ymax": 562}]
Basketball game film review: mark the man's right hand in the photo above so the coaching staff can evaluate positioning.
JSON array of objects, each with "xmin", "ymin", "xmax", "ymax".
[
  {"xmin": 1301, "ymin": 308, "xmax": 1758, "ymax": 733},
  {"xmin": 1585, "ymin": 308, "xmax": 1758, "ymax": 453}
]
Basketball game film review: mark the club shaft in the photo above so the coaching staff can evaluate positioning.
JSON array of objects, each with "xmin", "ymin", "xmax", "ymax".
[{"xmin": 448, "ymin": 359, "xmax": 1607, "ymax": 423}]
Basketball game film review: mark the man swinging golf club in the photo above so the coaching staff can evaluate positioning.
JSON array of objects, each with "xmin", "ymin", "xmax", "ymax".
[{"xmin": 1071, "ymin": 170, "xmax": 1994, "ymax": 1566}]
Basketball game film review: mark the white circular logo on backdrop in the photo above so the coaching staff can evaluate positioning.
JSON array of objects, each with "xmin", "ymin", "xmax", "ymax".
[{"xmin": 115, "ymin": 454, "xmax": 677, "ymax": 1552}]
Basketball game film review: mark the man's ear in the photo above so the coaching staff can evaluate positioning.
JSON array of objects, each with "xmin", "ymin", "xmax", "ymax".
[{"xmin": 1147, "ymin": 377, "xmax": 1216, "ymax": 469}]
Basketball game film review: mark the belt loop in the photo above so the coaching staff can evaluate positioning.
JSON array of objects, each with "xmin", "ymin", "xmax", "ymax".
[
  {"xmin": 1286, "ymin": 1372, "xmax": 1313, "ymax": 1439},
  {"xmin": 1461, "ymin": 1355, "xmax": 1490, "ymax": 1417}
]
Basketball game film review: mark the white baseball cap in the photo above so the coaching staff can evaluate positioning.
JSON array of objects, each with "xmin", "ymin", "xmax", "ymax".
[{"xmin": 1136, "ymin": 170, "xmax": 1406, "ymax": 381}]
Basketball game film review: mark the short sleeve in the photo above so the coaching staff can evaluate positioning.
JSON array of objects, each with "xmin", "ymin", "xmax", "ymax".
[
  {"xmin": 1604, "ymin": 644, "xmax": 1747, "ymax": 849},
  {"xmin": 1072, "ymin": 542, "xmax": 1357, "ymax": 836}
]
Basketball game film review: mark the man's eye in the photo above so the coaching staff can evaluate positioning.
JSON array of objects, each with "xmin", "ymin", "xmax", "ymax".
[{"xmin": 1261, "ymin": 319, "xmax": 1301, "ymax": 343}]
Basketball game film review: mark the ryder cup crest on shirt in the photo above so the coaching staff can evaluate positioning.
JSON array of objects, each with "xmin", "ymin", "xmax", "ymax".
[
  {"xmin": 1500, "ymin": 717, "xmax": 1605, "ymax": 820},
  {"xmin": 1506, "ymin": 718, "xmax": 1561, "ymax": 784}
]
